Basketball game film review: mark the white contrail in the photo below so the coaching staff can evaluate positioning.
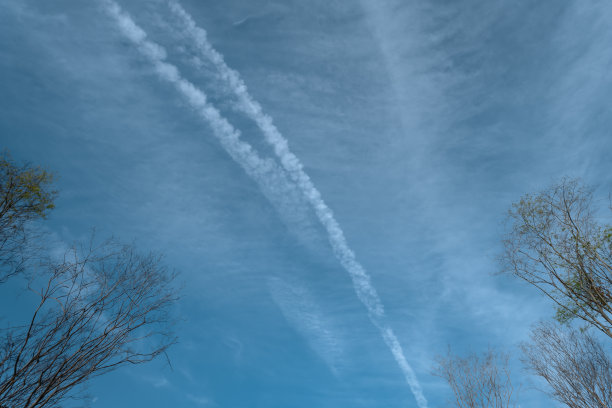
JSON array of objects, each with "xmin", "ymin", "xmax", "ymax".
[
  {"xmin": 100, "ymin": 0, "xmax": 317, "ymax": 235},
  {"xmin": 166, "ymin": 3, "xmax": 427, "ymax": 407}
]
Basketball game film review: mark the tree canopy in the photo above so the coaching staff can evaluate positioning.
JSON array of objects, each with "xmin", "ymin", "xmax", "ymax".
[
  {"xmin": 0, "ymin": 152, "xmax": 177, "ymax": 408},
  {"xmin": 502, "ymin": 178, "xmax": 612, "ymax": 338},
  {"xmin": 0, "ymin": 153, "xmax": 57, "ymax": 282}
]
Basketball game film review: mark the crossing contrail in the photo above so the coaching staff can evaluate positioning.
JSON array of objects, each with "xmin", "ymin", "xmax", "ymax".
[
  {"xmin": 165, "ymin": 3, "xmax": 427, "ymax": 407},
  {"xmin": 100, "ymin": 0, "xmax": 316, "ymax": 235},
  {"xmin": 103, "ymin": 2, "xmax": 427, "ymax": 406}
]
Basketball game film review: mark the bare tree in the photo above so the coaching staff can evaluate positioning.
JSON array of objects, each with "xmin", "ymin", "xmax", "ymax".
[
  {"xmin": 0, "ymin": 152, "xmax": 56, "ymax": 283},
  {"xmin": 0, "ymin": 239, "xmax": 178, "ymax": 408},
  {"xmin": 521, "ymin": 322, "xmax": 612, "ymax": 408},
  {"xmin": 502, "ymin": 178, "xmax": 612, "ymax": 338},
  {"xmin": 433, "ymin": 348, "xmax": 518, "ymax": 408}
]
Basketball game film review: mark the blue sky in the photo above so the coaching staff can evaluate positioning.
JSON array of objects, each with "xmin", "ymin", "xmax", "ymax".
[{"xmin": 1, "ymin": 0, "xmax": 612, "ymax": 407}]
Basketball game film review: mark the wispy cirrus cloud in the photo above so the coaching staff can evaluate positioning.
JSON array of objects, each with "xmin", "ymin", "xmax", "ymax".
[
  {"xmin": 102, "ymin": 1, "xmax": 428, "ymax": 405},
  {"xmin": 186, "ymin": 393, "xmax": 214, "ymax": 406}
]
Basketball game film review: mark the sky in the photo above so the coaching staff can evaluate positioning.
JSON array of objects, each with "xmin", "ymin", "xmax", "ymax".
[{"xmin": 1, "ymin": 0, "xmax": 612, "ymax": 407}]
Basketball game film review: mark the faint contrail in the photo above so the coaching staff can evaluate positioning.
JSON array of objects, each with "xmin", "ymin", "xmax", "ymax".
[
  {"xmin": 166, "ymin": 3, "xmax": 427, "ymax": 407},
  {"xmin": 100, "ymin": 0, "xmax": 316, "ymax": 234}
]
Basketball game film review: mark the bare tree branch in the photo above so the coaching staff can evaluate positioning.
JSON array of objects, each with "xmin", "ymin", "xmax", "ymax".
[
  {"xmin": 0, "ymin": 239, "xmax": 178, "ymax": 408},
  {"xmin": 521, "ymin": 322, "xmax": 612, "ymax": 408},
  {"xmin": 432, "ymin": 348, "xmax": 518, "ymax": 408}
]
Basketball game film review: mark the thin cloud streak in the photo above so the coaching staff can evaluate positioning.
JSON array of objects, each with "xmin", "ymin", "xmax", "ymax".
[
  {"xmin": 165, "ymin": 3, "xmax": 427, "ymax": 406},
  {"xmin": 268, "ymin": 277, "xmax": 345, "ymax": 375}
]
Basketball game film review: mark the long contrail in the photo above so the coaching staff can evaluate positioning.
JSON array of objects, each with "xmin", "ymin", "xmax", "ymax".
[
  {"xmin": 100, "ymin": 0, "xmax": 318, "ymax": 235},
  {"xmin": 166, "ymin": 3, "xmax": 427, "ymax": 407}
]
